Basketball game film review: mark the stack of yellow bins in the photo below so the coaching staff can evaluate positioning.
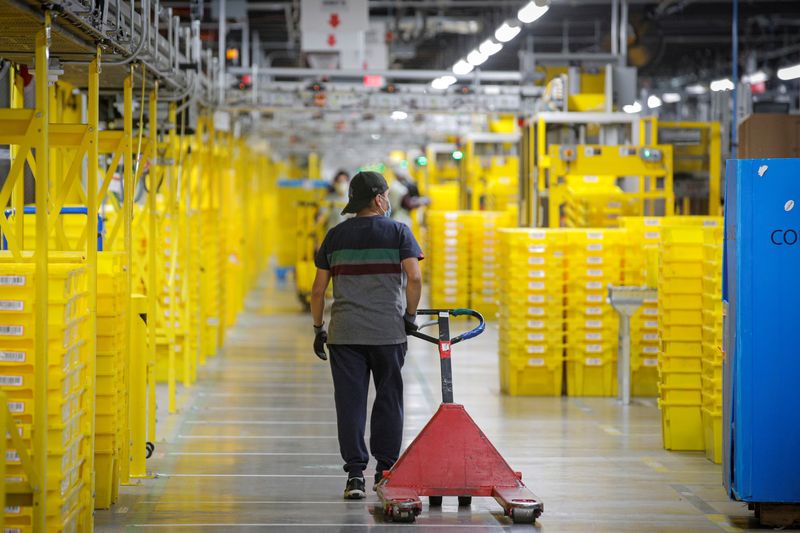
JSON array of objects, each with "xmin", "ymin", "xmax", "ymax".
[
  {"xmin": 658, "ymin": 225, "xmax": 706, "ymax": 451},
  {"xmin": 701, "ymin": 228, "xmax": 724, "ymax": 463},
  {"xmin": 95, "ymin": 252, "xmax": 127, "ymax": 508},
  {"xmin": 619, "ymin": 217, "xmax": 663, "ymax": 396},
  {"xmin": 467, "ymin": 211, "xmax": 514, "ymax": 318},
  {"xmin": 0, "ymin": 262, "xmax": 90, "ymax": 531},
  {"xmin": 497, "ymin": 229, "xmax": 566, "ymax": 396},
  {"xmin": 427, "ymin": 212, "xmax": 470, "ymax": 309},
  {"xmin": 564, "ymin": 229, "xmax": 624, "ymax": 396},
  {"xmin": 186, "ymin": 212, "xmax": 204, "ymax": 374}
]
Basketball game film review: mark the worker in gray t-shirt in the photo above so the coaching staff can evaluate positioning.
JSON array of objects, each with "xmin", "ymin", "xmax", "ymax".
[{"xmin": 310, "ymin": 171, "xmax": 423, "ymax": 500}]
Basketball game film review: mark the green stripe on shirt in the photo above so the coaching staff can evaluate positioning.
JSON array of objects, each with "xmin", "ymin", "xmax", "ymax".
[{"xmin": 329, "ymin": 248, "xmax": 400, "ymax": 266}]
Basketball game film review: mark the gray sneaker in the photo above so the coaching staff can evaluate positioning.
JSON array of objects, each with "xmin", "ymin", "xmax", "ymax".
[{"xmin": 344, "ymin": 477, "xmax": 366, "ymax": 499}]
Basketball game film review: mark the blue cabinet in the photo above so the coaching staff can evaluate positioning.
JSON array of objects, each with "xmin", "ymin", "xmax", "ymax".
[{"xmin": 724, "ymin": 158, "xmax": 800, "ymax": 504}]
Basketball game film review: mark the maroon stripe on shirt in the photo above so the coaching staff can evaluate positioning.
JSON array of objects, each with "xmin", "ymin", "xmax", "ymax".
[{"xmin": 331, "ymin": 263, "xmax": 402, "ymax": 276}]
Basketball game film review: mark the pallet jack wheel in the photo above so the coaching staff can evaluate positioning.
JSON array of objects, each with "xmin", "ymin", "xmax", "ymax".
[
  {"xmin": 511, "ymin": 507, "xmax": 536, "ymax": 524},
  {"xmin": 145, "ymin": 442, "xmax": 155, "ymax": 459},
  {"xmin": 428, "ymin": 496, "xmax": 442, "ymax": 507},
  {"xmin": 389, "ymin": 506, "xmax": 416, "ymax": 523},
  {"xmin": 458, "ymin": 496, "xmax": 472, "ymax": 507}
]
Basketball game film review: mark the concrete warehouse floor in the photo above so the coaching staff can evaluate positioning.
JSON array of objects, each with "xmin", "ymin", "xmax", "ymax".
[{"xmin": 95, "ymin": 279, "xmax": 759, "ymax": 532}]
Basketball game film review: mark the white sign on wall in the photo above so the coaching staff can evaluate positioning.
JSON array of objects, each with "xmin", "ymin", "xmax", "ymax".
[
  {"xmin": 363, "ymin": 21, "xmax": 388, "ymax": 70},
  {"xmin": 301, "ymin": 0, "xmax": 369, "ymax": 52}
]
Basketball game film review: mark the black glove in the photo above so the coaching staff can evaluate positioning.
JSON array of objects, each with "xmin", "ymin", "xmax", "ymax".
[
  {"xmin": 404, "ymin": 312, "xmax": 418, "ymax": 335},
  {"xmin": 313, "ymin": 324, "xmax": 328, "ymax": 361}
]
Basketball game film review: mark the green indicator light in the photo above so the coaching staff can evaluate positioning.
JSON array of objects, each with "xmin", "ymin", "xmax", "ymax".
[
  {"xmin": 452, "ymin": 150, "xmax": 464, "ymax": 160},
  {"xmin": 416, "ymin": 156, "xmax": 428, "ymax": 167}
]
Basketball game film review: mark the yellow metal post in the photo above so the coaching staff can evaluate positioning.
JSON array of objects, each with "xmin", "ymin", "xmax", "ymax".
[
  {"xmin": 0, "ymin": 392, "xmax": 5, "ymax": 533},
  {"xmin": 10, "ymin": 66, "xmax": 25, "ymax": 244},
  {"xmin": 32, "ymin": 12, "xmax": 51, "ymax": 530},
  {"xmin": 123, "ymin": 70, "xmax": 148, "ymax": 480},
  {"xmin": 86, "ymin": 48, "xmax": 100, "ymax": 525},
  {"xmin": 148, "ymin": 86, "xmax": 166, "ymax": 413}
]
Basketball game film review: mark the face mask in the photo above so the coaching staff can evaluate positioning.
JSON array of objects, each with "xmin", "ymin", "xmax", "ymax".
[
  {"xmin": 334, "ymin": 182, "xmax": 348, "ymax": 195},
  {"xmin": 381, "ymin": 195, "xmax": 392, "ymax": 218}
]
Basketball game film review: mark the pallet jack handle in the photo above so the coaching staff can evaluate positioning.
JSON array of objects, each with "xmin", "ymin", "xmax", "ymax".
[{"xmin": 409, "ymin": 308, "xmax": 485, "ymax": 403}]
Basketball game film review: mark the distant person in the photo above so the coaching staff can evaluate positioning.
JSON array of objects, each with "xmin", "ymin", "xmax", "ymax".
[
  {"xmin": 310, "ymin": 171, "xmax": 424, "ymax": 499},
  {"xmin": 387, "ymin": 171, "xmax": 431, "ymax": 227},
  {"xmin": 319, "ymin": 170, "xmax": 351, "ymax": 231}
]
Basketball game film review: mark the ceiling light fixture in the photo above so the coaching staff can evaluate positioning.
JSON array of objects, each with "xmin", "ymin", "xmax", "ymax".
[
  {"xmin": 431, "ymin": 75, "xmax": 457, "ymax": 90},
  {"xmin": 743, "ymin": 70, "xmax": 768, "ymax": 84},
  {"xmin": 662, "ymin": 92, "xmax": 682, "ymax": 104},
  {"xmin": 466, "ymin": 49, "xmax": 488, "ymax": 66},
  {"xmin": 391, "ymin": 110, "xmax": 408, "ymax": 121},
  {"xmin": 518, "ymin": 1, "xmax": 549, "ymax": 24},
  {"xmin": 479, "ymin": 39, "xmax": 503, "ymax": 57},
  {"xmin": 647, "ymin": 95, "xmax": 662, "ymax": 109},
  {"xmin": 622, "ymin": 101, "xmax": 642, "ymax": 114},
  {"xmin": 495, "ymin": 21, "xmax": 522, "ymax": 43},
  {"xmin": 710, "ymin": 78, "xmax": 734, "ymax": 92},
  {"xmin": 686, "ymin": 84, "xmax": 707, "ymax": 95},
  {"xmin": 777, "ymin": 63, "xmax": 800, "ymax": 81},
  {"xmin": 452, "ymin": 59, "xmax": 474, "ymax": 75}
]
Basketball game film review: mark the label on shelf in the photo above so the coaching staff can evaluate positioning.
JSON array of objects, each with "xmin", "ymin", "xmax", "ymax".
[
  {"xmin": 585, "ymin": 357, "xmax": 603, "ymax": 366},
  {"xmin": 530, "ymin": 230, "xmax": 546, "ymax": 240},
  {"xmin": 5, "ymin": 451, "xmax": 19, "ymax": 462},
  {"xmin": 587, "ymin": 256, "xmax": 603, "ymax": 265},
  {"xmin": 0, "ymin": 276, "xmax": 25, "ymax": 286},
  {"xmin": 527, "ymin": 358, "xmax": 545, "ymax": 366},
  {"xmin": 587, "ymin": 244, "xmax": 604, "ymax": 252},
  {"xmin": 7, "ymin": 401, "xmax": 24, "ymax": 413},
  {"xmin": 587, "ymin": 232, "xmax": 603, "ymax": 240},
  {"xmin": 528, "ymin": 257, "xmax": 545, "ymax": 265},
  {"xmin": 0, "ymin": 325, "xmax": 23, "ymax": 336},
  {"xmin": 528, "ymin": 245, "xmax": 546, "ymax": 254},
  {"xmin": 527, "ymin": 345, "xmax": 545, "ymax": 354},
  {"xmin": 643, "ymin": 358, "xmax": 658, "ymax": 367},
  {"xmin": 587, "ymin": 269, "xmax": 603, "ymax": 277},
  {"xmin": 527, "ymin": 320, "xmax": 544, "ymax": 328},
  {"xmin": 586, "ymin": 281, "xmax": 603, "ymax": 290},
  {"xmin": 643, "ymin": 346, "xmax": 659, "ymax": 354},
  {"xmin": 585, "ymin": 320, "xmax": 602, "ymax": 328},
  {"xmin": 644, "ymin": 219, "xmax": 660, "ymax": 227},
  {"xmin": 586, "ymin": 344, "xmax": 603, "ymax": 353},
  {"xmin": 703, "ymin": 220, "xmax": 719, "ymax": 227},
  {"xmin": 0, "ymin": 376, "xmax": 23, "ymax": 386},
  {"xmin": 0, "ymin": 300, "xmax": 23, "ymax": 311},
  {"xmin": 585, "ymin": 307, "xmax": 603, "ymax": 315},
  {"xmin": 528, "ymin": 295, "xmax": 545, "ymax": 303},
  {"xmin": 528, "ymin": 270, "xmax": 545, "ymax": 278},
  {"xmin": 527, "ymin": 333, "xmax": 545, "ymax": 341},
  {"xmin": 643, "ymin": 308, "xmax": 658, "ymax": 316},
  {"xmin": 528, "ymin": 282, "xmax": 545, "ymax": 290},
  {"xmin": 643, "ymin": 333, "xmax": 658, "ymax": 341},
  {"xmin": 585, "ymin": 332, "xmax": 602, "ymax": 341},
  {"xmin": 0, "ymin": 351, "xmax": 25, "ymax": 362},
  {"xmin": 5, "ymin": 505, "xmax": 20, "ymax": 514},
  {"xmin": 645, "ymin": 320, "xmax": 658, "ymax": 328},
  {"xmin": 527, "ymin": 307, "xmax": 545, "ymax": 316},
  {"xmin": 586, "ymin": 294, "xmax": 603, "ymax": 303}
]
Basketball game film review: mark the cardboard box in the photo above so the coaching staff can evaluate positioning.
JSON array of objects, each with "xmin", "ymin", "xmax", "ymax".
[{"xmin": 738, "ymin": 114, "xmax": 800, "ymax": 158}]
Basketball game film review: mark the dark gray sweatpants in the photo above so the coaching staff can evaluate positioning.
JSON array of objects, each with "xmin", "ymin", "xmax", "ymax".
[{"xmin": 328, "ymin": 343, "xmax": 406, "ymax": 480}]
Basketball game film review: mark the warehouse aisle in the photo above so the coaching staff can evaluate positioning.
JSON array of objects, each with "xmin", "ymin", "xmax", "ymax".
[{"xmin": 95, "ymin": 279, "xmax": 756, "ymax": 532}]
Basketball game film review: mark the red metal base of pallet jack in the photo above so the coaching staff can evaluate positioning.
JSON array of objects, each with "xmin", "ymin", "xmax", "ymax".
[{"xmin": 376, "ymin": 403, "xmax": 544, "ymax": 524}]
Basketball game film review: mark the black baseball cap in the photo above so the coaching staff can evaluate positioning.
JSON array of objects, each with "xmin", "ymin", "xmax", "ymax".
[{"xmin": 341, "ymin": 171, "xmax": 389, "ymax": 215}]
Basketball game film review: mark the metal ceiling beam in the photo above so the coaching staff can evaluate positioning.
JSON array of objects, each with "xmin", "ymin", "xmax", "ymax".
[{"xmin": 228, "ymin": 66, "xmax": 523, "ymax": 81}]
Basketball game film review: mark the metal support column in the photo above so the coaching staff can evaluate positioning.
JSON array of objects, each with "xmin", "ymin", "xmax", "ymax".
[
  {"xmin": 86, "ymin": 47, "xmax": 101, "ymax": 529},
  {"xmin": 32, "ymin": 11, "xmax": 51, "ymax": 531}
]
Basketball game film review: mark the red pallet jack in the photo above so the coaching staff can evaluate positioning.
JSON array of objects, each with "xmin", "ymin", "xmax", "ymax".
[{"xmin": 376, "ymin": 309, "xmax": 544, "ymax": 524}]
